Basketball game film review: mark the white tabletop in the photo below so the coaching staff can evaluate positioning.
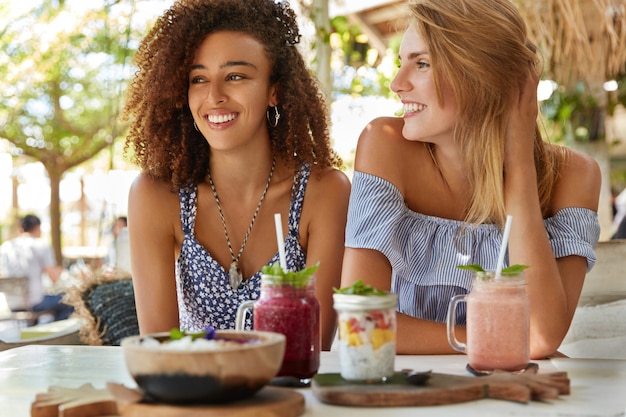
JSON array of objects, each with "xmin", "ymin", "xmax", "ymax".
[{"xmin": 1, "ymin": 345, "xmax": 625, "ymax": 416}]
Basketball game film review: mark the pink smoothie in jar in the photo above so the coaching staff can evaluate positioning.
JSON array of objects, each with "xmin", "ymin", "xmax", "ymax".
[
  {"xmin": 448, "ymin": 271, "xmax": 529, "ymax": 372},
  {"xmin": 253, "ymin": 274, "xmax": 320, "ymax": 380}
]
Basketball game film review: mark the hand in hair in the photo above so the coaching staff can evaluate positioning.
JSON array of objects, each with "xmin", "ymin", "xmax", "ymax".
[{"xmin": 504, "ymin": 68, "xmax": 540, "ymax": 176}]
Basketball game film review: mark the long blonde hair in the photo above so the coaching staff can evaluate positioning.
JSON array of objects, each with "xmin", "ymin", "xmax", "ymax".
[{"xmin": 408, "ymin": 0, "xmax": 564, "ymax": 227}]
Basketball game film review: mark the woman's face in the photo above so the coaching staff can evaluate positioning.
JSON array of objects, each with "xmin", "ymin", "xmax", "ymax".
[
  {"xmin": 391, "ymin": 25, "xmax": 458, "ymax": 144},
  {"xmin": 188, "ymin": 31, "xmax": 277, "ymax": 151}
]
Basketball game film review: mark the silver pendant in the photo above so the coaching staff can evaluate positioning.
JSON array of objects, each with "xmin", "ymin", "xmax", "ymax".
[{"xmin": 229, "ymin": 262, "xmax": 243, "ymax": 291}]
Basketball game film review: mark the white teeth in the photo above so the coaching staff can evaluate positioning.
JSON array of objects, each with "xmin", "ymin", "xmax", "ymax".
[
  {"xmin": 403, "ymin": 103, "xmax": 426, "ymax": 113},
  {"xmin": 207, "ymin": 113, "xmax": 237, "ymax": 124}
]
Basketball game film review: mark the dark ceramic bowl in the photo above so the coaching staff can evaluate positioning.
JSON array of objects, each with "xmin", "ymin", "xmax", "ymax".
[{"xmin": 120, "ymin": 330, "xmax": 286, "ymax": 404}]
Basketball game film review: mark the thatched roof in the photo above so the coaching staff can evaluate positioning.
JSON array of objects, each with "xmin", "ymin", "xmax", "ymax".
[
  {"xmin": 329, "ymin": 0, "xmax": 626, "ymax": 89},
  {"xmin": 518, "ymin": 0, "xmax": 626, "ymax": 86}
]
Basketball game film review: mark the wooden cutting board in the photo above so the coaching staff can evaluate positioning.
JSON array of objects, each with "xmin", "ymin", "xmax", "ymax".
[
  {"xmin": 312, "ymin": 370, "xmax": 570, "ymax": 407},
  {"xmin": 31, "ymin": 384, "xmax": 305, "ymax": 417},
  {"xmin": 116, "ymin": 387, "xmax": 305, "ymax": 417},
  {"xmin": 31, "ymin": 384, "xmax": 119, "ymax": 417}
]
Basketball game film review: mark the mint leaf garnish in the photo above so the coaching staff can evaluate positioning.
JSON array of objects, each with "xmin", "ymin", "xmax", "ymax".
[
  {"xmin": 457, "ymin": 264, "xmax": 486, "ymax": 273},
  {"xmin": 333, "ymin": 279, "xmax": 387, "ymax": 296},
  {"xmin": 457, "ymin": 264, "xmax": 529, "ymax": 276},
  {"xmin": 261, "ymin": 261, "xmax": 319, "ymax": 288},
  {"xmin": 500, "ymin": 264, "xmax": 530, "ymax": 276}
]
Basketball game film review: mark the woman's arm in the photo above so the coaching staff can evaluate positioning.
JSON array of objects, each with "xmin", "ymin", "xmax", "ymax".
[
  {"xmin": 341, "ymin": 117, "xmax": 463, "ymax": 354},
  {"xmin": 128, "ymin": 174, "xmax": 181, "ymax": 334},
  {"xmin": 504, "ymin": 71, "xmax": 601, "ymax": 358},
  {"xmin": 341, "ymin": 247, "xmax": 463, "ymax": 354},
  {"xmin": 303, "ymin": 168, "xmax": 351, "ymax": 350}
]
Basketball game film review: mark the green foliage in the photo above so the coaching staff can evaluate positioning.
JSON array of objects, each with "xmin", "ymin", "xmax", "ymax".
[
  {"xmin": 0, "ymin": 0, "xmax": 158, "ymax": 263},
  {"xmin": 540, "ymin": 82, "xmax": 604, "ymax": 144},
  {"xmin": 540, "ymin": 74, "xmax": 626, "ymax": 145},
  {"xmin": 0, "ymin": 2, "xmax": 140, "ymax": 165},
  {"xmin": 607, "ymin": 73, "xmax": 626, "ymax": 116},
  {"xmin": 329, "ymin": 16, "xmax": 399, "ymax": 99}
]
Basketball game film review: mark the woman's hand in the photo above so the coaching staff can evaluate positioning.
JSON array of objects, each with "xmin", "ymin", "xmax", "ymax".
[{"xmin": 504, "ymin": 69, "xmax": 540, "ymax": 173}]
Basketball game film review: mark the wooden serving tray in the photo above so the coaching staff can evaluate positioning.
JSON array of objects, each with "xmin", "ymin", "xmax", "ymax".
[
  {"xmin": 31, "ymin": 384, "xmax": 305, "ymax": 417},
  {"xmin": 116, "ymin": 387, "xmax": 305, "ymax": 417},
  {"xmin": 312, "ymin": 370, "xmax": 570, "ymax": 407}
]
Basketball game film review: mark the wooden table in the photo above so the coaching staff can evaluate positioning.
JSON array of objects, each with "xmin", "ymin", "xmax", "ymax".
[{"xmin": 1, "ymin": 345, "xmax": 625, "ymax": 416}]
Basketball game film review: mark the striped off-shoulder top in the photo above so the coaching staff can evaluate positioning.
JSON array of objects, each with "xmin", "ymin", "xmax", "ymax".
[{"xmin": 345, "ymin": 171, "xmax": 601, "ymax": 325}]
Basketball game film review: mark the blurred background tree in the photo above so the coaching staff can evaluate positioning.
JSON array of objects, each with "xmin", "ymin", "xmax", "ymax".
[{"xmin": 0, "ymin": 1, "xmax": 158, "ymax": 264}]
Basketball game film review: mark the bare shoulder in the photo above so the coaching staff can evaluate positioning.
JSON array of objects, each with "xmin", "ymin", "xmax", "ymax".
[
  {"xmin": 355, "ymin": 117, "xmax": 406, "ymax": 165},
  {"xmin": 354, "ymin": 116, "xmax": 426, "ymax": 187},
  {"xmin": 552, "ymin": 146, "xmax": 601, "ymax": 212},
  {"xmin": 357, "ymin": 116, "xmax": 406, "ymax": 145},
  {"xmin": 129, "ymin": 173, "xmax": 178, "ymax": 210},
  {"xmin": 128, "ymin": 173, "xmax": 181, "ymax": 231},
  {"xmin": 300, "ymin": 167, "xmax": 350, "ymax": 249},
  {"xmin": 306, "ymin": 167, "xmax": 351, "ymax": 202}
]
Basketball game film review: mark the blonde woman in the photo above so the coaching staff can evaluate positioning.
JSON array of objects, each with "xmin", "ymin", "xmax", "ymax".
[{"xmin": 341, "ymin": 0, "xmax": 600, "ymax": 358}]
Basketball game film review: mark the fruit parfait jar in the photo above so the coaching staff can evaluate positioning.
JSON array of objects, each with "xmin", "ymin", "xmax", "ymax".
[
  {"xmin": 333, "ymin": 281, "xmax": 398, "ymax": 382},
  {"xmin": 447, "ymin": 269, "xmax": 530, "ymax": 373},
  {"xmin": 236, "ymin": 263, "xmax": 320, "ymax": 384}
]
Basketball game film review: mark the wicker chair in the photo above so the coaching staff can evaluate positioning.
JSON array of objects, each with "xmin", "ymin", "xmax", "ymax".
[{"xmin": 63, "ymin": 272, "xmax": 140, "ymax": 346}]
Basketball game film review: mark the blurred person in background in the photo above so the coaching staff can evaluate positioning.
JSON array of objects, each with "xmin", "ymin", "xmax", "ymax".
[
  {"xmin": 104, "ymin": 216, "xmax": 131, "ymax": 275},
  {"xmin": 0, "ymin": 214, "xmax": 73, "ymax": 321}
]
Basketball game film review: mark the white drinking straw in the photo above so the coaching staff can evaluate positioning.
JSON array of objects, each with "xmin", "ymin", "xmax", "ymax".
[
  {"xmin": 274, "ymin": 213, "xmax": 288, "ymax": 271},
  {"xmin": 495, "ymin": 215, "xmax": 513, "ymax": 278}
]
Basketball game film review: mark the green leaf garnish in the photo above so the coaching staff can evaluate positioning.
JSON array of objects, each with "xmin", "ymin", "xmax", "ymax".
[
  {"xmin": 169, "ymin": 328, "xmax": 185, "ymax": 340},
  {"xmin": 261, "ymin": 261, "xmax": 319, "ymax": 288},
  {"xmin": 499, "ymin": 264, "xmax": 530, "ymax": 276},
  {"xmin": 168, "ymin": 326, "xmax": 216, "ymax": 341},
  {"xmin": 457, "ymin": 264, "xmax": 529, "ymax": 276},
  {"xmin": 457, "ymin": 264, "xmax": 485, "ymax": 273},
  {"xmin": 333, "ymin": 279, "xmax": 387, "ymax": 296}
]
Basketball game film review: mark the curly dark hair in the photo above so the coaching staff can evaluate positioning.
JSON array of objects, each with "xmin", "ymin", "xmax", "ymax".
[{"xmin": 122, "ymin": 0, "xmax": 342, "ymax": 189}]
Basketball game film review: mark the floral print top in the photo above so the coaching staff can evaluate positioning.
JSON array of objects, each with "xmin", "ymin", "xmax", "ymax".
[{"xmin": 176, "ymin": 164, "xmax": 310, "ymax": 331}]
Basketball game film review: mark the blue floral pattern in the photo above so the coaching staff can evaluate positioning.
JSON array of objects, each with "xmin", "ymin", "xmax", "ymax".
[{"xmin": 176, "ymin": 164, "xmax": 310, "ymax": 332}]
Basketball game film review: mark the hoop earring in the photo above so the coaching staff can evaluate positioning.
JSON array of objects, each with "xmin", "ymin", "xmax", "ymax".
[
  {"xmin": 193, "ymin": 121, "xmax": 200, "ymax": 132},
  {"xmin": 266, "ymin": 106, "xmax": 280, "ymax": 127}
]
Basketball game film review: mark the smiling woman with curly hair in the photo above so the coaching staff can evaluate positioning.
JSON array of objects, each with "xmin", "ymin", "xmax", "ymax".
[{"xmin": 123, "ymin": 0, "xmax": 349, "ymax": 352}]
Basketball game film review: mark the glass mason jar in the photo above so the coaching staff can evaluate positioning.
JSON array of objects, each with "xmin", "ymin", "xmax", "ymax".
[
  {"xmin": 236, "ymin": 274, "xmax": 320, "ymax": 382},
  {"xmin": 333, "ymin": 292, "xmax": 398, "ymax": 382},
  {"xmin": 447, "ymin": 271, "xmax": 530, "ymax": 373}
]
